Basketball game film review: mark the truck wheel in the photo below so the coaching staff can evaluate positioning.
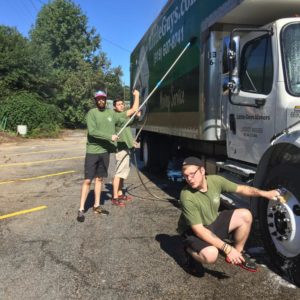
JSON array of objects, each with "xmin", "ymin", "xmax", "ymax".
[
  {"xmin": 142, "ymin": 134, "xmax": 160, "ymax": 172},
  {"xmin": 142, "ymin": 134, "xmax": 169, "ymax": 173},
  {"xmin": 259, "ymin": 164, "xmax": 300, "ymax": 286}
]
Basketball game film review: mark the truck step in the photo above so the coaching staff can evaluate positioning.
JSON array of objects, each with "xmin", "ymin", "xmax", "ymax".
[{"xmin": 216, "ymin": 161, "xmax": 256, "ymax": 178}]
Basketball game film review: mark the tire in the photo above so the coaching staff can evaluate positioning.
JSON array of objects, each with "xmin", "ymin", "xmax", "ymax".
[
  {"xmin": 142, "ymin": 133, "xmax": 170, "ymax": 173},
  {"xmin": 259, "ymin": 164, "xmax": 300, "ymax": 286}
]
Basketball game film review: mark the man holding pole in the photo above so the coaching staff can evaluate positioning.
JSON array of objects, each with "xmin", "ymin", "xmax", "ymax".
[
  {"xmin": 111, "ymin": 98, "xmax": 141, "ymax": 207},
  {"xmin": 77, "ymin": 90, "xmax": 140, "ymax": 222}
]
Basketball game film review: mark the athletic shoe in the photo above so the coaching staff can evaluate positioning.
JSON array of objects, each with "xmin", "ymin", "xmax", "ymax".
[
  {"xmin": 111, "ymin": 198, "xmax": 126, "ymax": 207},
  {"xmin": 118, "ymin": 194, "xmax": 132, "ymax": 201},
  {"xmin": 93, "ymin": 206, "xmax": 109, "ymax": 215},
  {"xmin": 77, "ymin": 210, "xmax": 85, "ymax": 222},
  {"xmin": 225, "ymin": 251, "xmax": 258, "ymax": 272}
]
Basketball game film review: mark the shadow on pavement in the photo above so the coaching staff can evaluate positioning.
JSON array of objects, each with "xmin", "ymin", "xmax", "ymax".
[
  {"xmin": 155, "ymin": 233, "xmax": 230, "ymax": 280},
  {"xmin": 84, "ymin": 189, "xmax": 112, "ymax": 211}
]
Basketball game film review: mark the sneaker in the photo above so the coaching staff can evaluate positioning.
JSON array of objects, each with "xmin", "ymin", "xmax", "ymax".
[
  {"xmin": 111, "ymin": 198, "xmax": 126, "ymax": 207},
  {"xmin": 225, "ymin": 251, "xmax": 258, "ymax": 272},
  {"xmin": 118, "ymin": 194, "xmax": 132, "ymax": 201},
  {"xmin": 77, "ymin": 210, "xmax": 85, "ymax": 222},
  {"xmin": 93, "ymin": 206, "xmax": 109, "ymax": 215}
]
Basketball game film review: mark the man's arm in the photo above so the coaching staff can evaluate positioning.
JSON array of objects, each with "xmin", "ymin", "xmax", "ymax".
[
  {"xmin": 191, "ymin": 223, "xmax": 245, "ymax": 263},
  {"xmin": 87, "ymin": 111, "xmax": 112, "ymax": 141},
  {"xmin": 191, "ymin": 224, "xmax": 244, "ymax": 263},
  {"xmin": 236, "ymin": 185, "xmax": 281, "ymax": 201},
  {"xmin": 87, "ymin": 110, "xmax": 119, "ymax": 142},
  {"xmin": 125, "ymin": 89, "xmax": 140, "ymax": 117},
  {"xmin": 191, "ymin": 224, "xmax": 225, "ymax": 250}
]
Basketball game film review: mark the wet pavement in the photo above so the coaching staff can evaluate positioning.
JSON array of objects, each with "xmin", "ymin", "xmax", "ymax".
[{"xmin": 0, "ymin": 130, "xmax": 299, "ymax": 299}]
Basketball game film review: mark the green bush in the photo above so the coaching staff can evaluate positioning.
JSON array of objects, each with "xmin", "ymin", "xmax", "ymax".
[{"xmin": 0, "ymin": 92, "xmax": 63, "ymax": 136}]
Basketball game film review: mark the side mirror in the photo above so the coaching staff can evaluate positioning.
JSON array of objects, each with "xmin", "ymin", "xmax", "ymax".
[{"xmin": 228, "ymin": 36, "xmax": 240, "ymax": 94}]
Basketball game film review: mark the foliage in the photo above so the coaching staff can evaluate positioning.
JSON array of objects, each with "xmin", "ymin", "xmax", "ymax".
[
  {"xmin": 30, "ymin": 123, "xmax": 61, "ymax": 138},
  {"xmin": 30, "ymin": 0, "xmax": 100, "ymax": 70},
  {"xmin": 0, "ymin": 92, "xmax": 63, "ymax": 135},
  {"xmin": 0, "ymin": 26, "xmax": 57, "ymax": 102},
  {"xmin": 0, "ymin": 0, "xmax": 127, "ymax": 129}
]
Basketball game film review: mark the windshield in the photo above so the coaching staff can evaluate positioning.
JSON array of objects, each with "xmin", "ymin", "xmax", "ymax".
[{"xmin": 281, "ymin": 22, "xmax": 300, "ymax": 96}]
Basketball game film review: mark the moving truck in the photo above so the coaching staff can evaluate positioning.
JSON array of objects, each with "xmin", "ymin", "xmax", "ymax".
[{"xmin": 130, "ymin": 0, "xmax": 300, "ymax": 285}]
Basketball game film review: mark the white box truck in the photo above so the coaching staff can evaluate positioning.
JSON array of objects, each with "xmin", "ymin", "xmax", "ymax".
[{"xmin": 131, "ymin": 0, "xmax": 300, "ymax": 285}]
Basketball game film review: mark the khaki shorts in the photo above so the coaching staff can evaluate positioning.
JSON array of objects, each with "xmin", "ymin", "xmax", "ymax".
[{"xmin": 115, "ymin": 149, "xmax": 131, "ymax": 179}]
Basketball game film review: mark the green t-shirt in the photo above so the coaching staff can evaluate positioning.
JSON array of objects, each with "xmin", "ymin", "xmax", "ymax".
[
  {"xmin": 115, "ymin": 114, "xmax": 135, "ymax": 151},
  {"xmin": 177, "ymin": 175, "xmax": 238, "ymax": 234},
  {"xmin": 86, "ymin": 108, "xmax": 127, "ymax": 154}
]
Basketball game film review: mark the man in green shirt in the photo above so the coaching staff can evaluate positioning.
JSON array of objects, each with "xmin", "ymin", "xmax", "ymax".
[
  {"xmin": 111, "ymin": 98, "xmax": 141, "ymax": 207},
  {"xmin": 178, "ymin": 156, "xmax": 282, "ymax": 273},
  {"xmin": 77, "ymin": 90, "xmax": 140, "ymax": 222}
]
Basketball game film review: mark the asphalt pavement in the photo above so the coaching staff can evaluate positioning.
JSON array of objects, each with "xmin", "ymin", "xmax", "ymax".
[{"xmin": 0, "ymin": 130, "xmax": 299, "ymax": 299}]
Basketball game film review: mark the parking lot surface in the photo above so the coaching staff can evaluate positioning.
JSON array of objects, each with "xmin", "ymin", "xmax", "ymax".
[{"xmin": 0, "ymin": 130, "xmax": 299, "ymax": 299}]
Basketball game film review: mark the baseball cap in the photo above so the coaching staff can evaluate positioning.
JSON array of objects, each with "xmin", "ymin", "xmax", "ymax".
[
  {"xmin": 94, "ymin": 90, "xmax": 107, "ymax": 99},
  {"xmin": 182, "ymin": 156, "xmax": 203, "ymax": 167}
]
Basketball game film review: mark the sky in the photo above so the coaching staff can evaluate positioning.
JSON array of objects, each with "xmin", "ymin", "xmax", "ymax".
[{"xmin": 0, "ymin": 0, "xmax": 167, "ymax": 85}]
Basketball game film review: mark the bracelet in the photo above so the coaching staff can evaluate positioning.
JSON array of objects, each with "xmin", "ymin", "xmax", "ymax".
[
  {"xmin": 222, "ymin": 243, "xmax": 232, "ymax": 255},
  {"xmin": 221, "ymin": 242, "xmax": 226, "ymax": 252}
]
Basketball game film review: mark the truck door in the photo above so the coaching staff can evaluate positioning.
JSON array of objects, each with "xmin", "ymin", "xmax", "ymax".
[{"xmin": 227, "ymin": 32, "xmax": 276, "ymax": 164}]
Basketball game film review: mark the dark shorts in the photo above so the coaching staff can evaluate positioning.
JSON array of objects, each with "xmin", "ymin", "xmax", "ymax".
[
  {"xmin": 84, "ymin": 152, "xmax": 110, "ymax": 180},
  {"xmin": 183, "ymin": 209, "xmax": 235, "ymax": 253}
]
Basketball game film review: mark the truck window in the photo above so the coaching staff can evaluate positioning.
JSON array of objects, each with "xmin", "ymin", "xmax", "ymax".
[
  {"xmin": 240, "ymin": 35, "xmax": 273, "ymax": 95},
  {"xmin": 281, "ymin": 22, "xmax": 300, "ymax": 97}
]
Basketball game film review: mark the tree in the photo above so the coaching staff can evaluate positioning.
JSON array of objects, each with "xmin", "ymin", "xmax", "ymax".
[
  {"xmin": 30, "ymin": 0, "xmax": 100, "ymax": 70},
  {"xmin": 29, "ymin": 0, "xmax": 125, "ymax": 127},
  {"xmin": 0, "ymin": 25, "xmax": 57, "ymax": 102}
]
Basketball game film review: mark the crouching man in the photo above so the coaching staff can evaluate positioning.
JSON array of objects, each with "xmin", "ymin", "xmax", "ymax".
[{"xmin": 177, "ymin": 156, "xmax": 282, "ymax": 272}]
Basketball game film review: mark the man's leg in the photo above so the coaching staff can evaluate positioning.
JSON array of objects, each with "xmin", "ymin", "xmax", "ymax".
[
  {"xmin": 118, "ymin": 178, "xmax": 124, "ymax": 197},
  {"xmin": 115, "ymin": 150, "xmax": 131, "ymax": 200},
  {"xmin": 228, "ymin": 208, "xmax": 253, "ymax": 252},
  {"xmin": 187, "ymin": 246, "xmax": 219, "ymax": 264},
  {"xmin": 79, "ymin": 179, "xmax": 91, "ymax": 211},
  {"xmin": 94, "ymin": 177, "xmax": 103, "ymax": 207},
  {"xmin": 113, "ymin": 175, "xmax": 121, "ymax": 199},
  {"xmin": 77, "ymin": 179, "xmax": 92, "ymax": 222}
]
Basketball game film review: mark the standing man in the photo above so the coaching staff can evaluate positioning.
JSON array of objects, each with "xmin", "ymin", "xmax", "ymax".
[
  {"xmin": 77, "ymin": 90, "xmax": 140, "ymax": 222},
  {"xmin": 111, "ymin": 98, "xmax": 141, "ymax": 207},
  {"xmin": 177, "ymin": 156, "xmax": 282, "ymax": 272}
]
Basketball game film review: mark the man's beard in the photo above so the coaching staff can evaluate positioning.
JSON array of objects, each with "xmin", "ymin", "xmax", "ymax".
[{"xmin": 97, "ymin": 102, "xmax": 106, "ymax": 111}]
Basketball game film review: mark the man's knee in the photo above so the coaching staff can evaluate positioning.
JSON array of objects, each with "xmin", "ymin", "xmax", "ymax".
[
  {"xmin": 95, "ymin": 177, "xmax": 103, "ymax": 183},
  {"xmin": 240, "ymin": 208, "xmax": 253, "ymax": 224},
  {"xmin": 199, "ymin": 247, "xmax": 219, "ymax": 264},
  {"xmin": 83, "ymin": 179, "xmax": 92, "ymax": 186}
]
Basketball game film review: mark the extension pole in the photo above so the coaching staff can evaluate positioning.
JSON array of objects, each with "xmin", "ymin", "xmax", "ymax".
[{"xmin": 116, "ymin": 37, "xmax": 197, "ymax": 137}]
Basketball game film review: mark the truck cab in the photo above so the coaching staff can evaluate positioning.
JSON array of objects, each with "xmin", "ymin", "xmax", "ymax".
[{"xmin": 130, "ymin": 0, "xmax": 300, "ymax": 286}]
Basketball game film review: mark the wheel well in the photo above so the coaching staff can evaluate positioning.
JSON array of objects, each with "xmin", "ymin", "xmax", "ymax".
[{"xmin": 254, "ymin": 143, "xmax": 300, "ymax": 189}]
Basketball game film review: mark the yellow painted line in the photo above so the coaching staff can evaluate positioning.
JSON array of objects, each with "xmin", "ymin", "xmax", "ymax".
[
  {"xmin": 0, "ymin": 181, "xmax": 15, "ymax": 185},
  {"xmin": 0, "ymin": 206, "xmax": 47, "ymax": 220},
  {"xmin": 0, "ymin": 156, "xmax": 84, "ymax": 168},
  {"xmin": 0, "ymin": 170, "xmax": 76, "ymax": 185},
  {"xmin": 14, "ymin": 147, "xmax": 85, "ymax": 156}
]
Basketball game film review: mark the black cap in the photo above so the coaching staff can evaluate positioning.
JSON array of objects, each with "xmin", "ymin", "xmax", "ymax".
[{"xmin": 182, "ymin": 156, "xmax": 203, "ymax": 167}]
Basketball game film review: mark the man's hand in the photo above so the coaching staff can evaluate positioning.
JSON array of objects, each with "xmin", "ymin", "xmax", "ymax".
[
  {"xmin": 132, "ymin": 89, "xmax": 140, "ymax": 97},
  {"xmin": 112, "ymin": 134, "xmax": 119, "ymax": 142},
  {"xmin": 264, "ymin": 189, "xmax": 281, "ymax": 201},
  {"xmin": 226, "ymin": 247, "xmax": 245, "ymax": 265},
  {"xmin": 236, "ymin": 185, "xmax": 285, "ymax": 202},
  {"xmin": 133, "ymin": 141, "xmax": 140, "ymax": 148}
]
